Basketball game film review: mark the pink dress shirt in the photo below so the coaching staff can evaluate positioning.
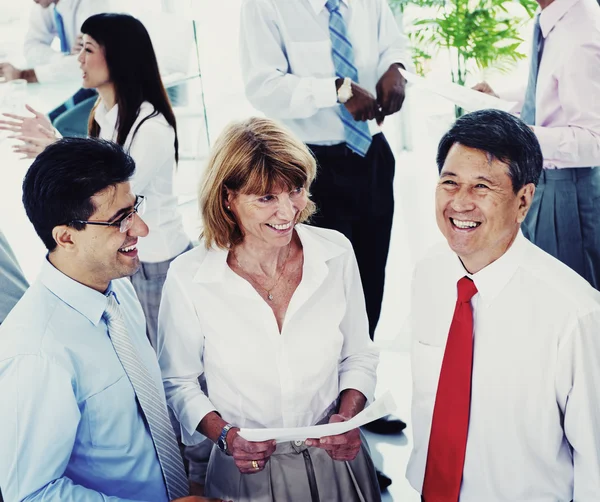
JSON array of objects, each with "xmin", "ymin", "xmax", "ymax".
[{"xmin": 508, "ymin": 0, "xmax": 600, "ymax": 169}]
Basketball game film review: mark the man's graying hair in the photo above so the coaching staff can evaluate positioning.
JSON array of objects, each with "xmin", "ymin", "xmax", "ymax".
[{"xmin": 436, "ymin": 109, "xmax": 543, "ymax": 193}]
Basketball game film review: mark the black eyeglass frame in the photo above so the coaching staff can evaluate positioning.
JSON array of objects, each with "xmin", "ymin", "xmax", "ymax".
[{"xmin": 69, "ymin": 195, "xmax": 146, "ymax": 234}]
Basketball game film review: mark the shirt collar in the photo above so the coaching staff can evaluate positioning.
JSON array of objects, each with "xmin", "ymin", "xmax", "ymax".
[
  {"xmin": 539, "ymin": 0, "xmax": 580, "ymax": 38},
  {"xmin": 94, "ymin": 100, "xmax": 119, "ymax": 137},
  {"xmin": 193, "ymin": 223, "xmax": 346, "ymax": 284},
  {"xmin": 309, "ymin": 0, "xmax": 350, "ymax": 16},
  {"xmin": 468, "ymin": 231, "xmax": 527, "ymax": 304},
  {"xmin": 39, "ymin": 257, "xmax": 115, "ymax": 326},
  {"xmin": 54, "ymin": 0, "xmax": 76, "ymax": 16}
]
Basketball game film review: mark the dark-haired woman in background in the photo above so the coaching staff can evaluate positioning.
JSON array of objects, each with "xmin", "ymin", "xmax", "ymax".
[
  {"xmin": 77, "ymin": 13, "xmax": 192, "ymax": 347},
  {"xmin": 4, "ymin": 13, "xmax": 191, "ymax": 349}
]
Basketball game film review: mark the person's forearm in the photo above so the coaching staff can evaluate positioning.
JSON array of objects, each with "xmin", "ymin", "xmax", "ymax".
[
  {"xmin": 21, "ymin": 69, "xmax": 38, "ymax": 83},
  {"xmin": 338, "ymin": 389, "xmax": 367, "ymax": 419},
  {"xmin": 197, "ymin": 411, "xmax": 230, "ymax": 443}
]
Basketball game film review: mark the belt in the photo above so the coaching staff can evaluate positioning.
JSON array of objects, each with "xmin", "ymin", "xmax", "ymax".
[
  {"xmin": 539, "ymin": 166, "xmax": 597, "ymax": 181},
  {"xmin": 307, "ymin": 133, "xmax": 382, "ymax": 158}
]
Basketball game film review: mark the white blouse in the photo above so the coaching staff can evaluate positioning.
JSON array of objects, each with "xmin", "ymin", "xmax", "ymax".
[
  {"xmin": 156, "ymin": 224, "xmax": 379, "ymax": 445},
  {"xmin": 94, "ymin": 101, "xmax": 189, "ymax": 263}
]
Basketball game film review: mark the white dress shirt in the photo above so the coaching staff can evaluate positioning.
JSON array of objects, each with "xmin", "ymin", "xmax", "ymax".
[
  {"xmin": 239, "ymin": 0, "xmax": 408, "ymax": 144},
  {"xmin": 406, "ymin": 232, "xmax": 600, "ymax": 501},
  {"xmin": 95, "ymin": 100, "xmax": 189, "ymax": 263},
  {"xmin": 25, "ymin": 0, "xmax": 109, "ymax": 83},
  {"xmin": 156, "ymin": 224, "xmax": 379, "ymax": 445}
]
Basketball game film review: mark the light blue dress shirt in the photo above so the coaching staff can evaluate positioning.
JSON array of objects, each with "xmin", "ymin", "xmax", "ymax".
[{"xmin": 0, "ymin": 259, "xmax": 169, "ymax": 502}]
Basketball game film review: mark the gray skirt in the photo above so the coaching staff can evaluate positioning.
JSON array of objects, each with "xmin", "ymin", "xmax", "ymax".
[{"xmin": 204, "ymin": 434, "xmax": 381, "ymax": 502}]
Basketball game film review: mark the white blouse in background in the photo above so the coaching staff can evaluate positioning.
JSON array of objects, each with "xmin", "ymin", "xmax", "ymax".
[
  {"xmin": 156, "ymin": 224, "xmax": 379, "ymax": 445},
  {"xmin": 406, "ymin": 232, "xmax": 600, "ymax": 501},
  {"xmin": 94, "ymin": 101, "xmax": 189, "ymax": 263}
]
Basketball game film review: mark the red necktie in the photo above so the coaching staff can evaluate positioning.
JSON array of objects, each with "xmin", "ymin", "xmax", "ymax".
[{"xmin": 422, "ymin": 276, "xmax": 478, "ymax": 502}]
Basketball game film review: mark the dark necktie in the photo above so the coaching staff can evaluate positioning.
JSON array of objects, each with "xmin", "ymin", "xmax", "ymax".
[
  {"xmin": 520, "ymin": 15, "xmax": 545, "ymax": 125},
  {"xmin": 422, "ymin": 277, "xmax": 478, "ymax": 502}
]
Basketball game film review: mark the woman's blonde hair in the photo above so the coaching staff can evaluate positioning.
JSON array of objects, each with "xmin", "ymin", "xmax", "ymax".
[{"xmin": 199, "ymin": 117, "xmax": 317, "ymax": 249}]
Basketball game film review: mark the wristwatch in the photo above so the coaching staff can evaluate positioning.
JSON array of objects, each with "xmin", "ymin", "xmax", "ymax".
[
  {"xmin": 337, "ymin": 77, "xmax": 353, "ymax": 103},
  {"xmin": 217, "ymin": 423, "xmax": 234, "ymax": 453}
]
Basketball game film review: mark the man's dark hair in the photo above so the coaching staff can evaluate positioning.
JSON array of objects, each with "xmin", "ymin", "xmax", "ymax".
[
  {"xmin": 436, "ymin": 109, "xmax": 543, "ymax": 193},
  {"xmin": 22, "ymin": 137, "xmax": 136, "ymax": 251}
]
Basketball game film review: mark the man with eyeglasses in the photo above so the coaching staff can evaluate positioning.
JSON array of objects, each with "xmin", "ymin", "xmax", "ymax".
[{"xmin": 0, "ymin": 138, "xmax": 227, "ymax": 502}]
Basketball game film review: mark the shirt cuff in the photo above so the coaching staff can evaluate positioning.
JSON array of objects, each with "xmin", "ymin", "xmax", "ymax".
[
  {"xmin": 377, "ymin": 57, "xmax": 409, "ymax": 79},
  {"xmin": 339, "ymin": 370, "xmax": 376, "ymax": 404},
  {"xmin": 532, "ymin": 126, "xmax": 559, "ymax": 168},
  {"xmin": 311, "ymin": 76, "xmax": 339, "ymax": 110},
  {"xmin": 177, "ymin": 393, "xmax": 217, "ymax": 445}
]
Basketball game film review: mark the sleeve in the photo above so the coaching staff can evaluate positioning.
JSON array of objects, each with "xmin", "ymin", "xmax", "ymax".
[
  {"xmin": 555, "ymin": 310, "xmax": 600, "ymax": 501},
  {"xmin": 126, "ymin": 114, "xmax": 176, "ymax": 194},
  {"xmin": 23, "ymin": 5, "xmax": 59, "ymax": 67},
  {"xmin": 156, "ymin": 266, "xmax": 217, "ymax": 445},
  {"xmin": 0, "ymin": 355, "xmax": 140, "ymax": 502},
  {"xmin": 239, "ymin": 0, "xmax": 338, "ymax": 119},
  {"xmin": 532, "ymin": 42, "xmax": 600, "ymax": 168},
  {"xmin": 338, "ymin": 246, "xmax": 380, "ymax": 402},
  {"xmin": 33, "ymin": 55, "xmax": 82, "ymax": 84},
  {"xmin": 375, "ymin": 0, "xmax": 411, "ymax": 78}
]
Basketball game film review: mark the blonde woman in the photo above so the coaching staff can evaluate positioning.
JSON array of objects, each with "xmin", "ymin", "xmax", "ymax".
[{"xmin": 156, "ymin": 117, "xmax": 381, "ymax": 502}]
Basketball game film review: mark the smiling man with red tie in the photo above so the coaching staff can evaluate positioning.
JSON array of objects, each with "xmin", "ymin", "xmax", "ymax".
[{"xmin": 406, "ymin": 110, "xmax": 600, "ymax": 502}]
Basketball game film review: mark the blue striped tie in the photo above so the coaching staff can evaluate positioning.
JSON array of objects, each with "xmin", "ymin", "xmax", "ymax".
[
  {"xmin": 104, "ymin": 294, "xmax": 189, "ymax": 500},
  {"xmin": 520, "ymin": 15, "xmax": 544, "ymax": 125},
  {"xmin": 52, "ymin": 6, "xmax": 69, "ymax": 54},
  {"xmin": 325, "ymin": 0, "xmax": 372, "ymax": 157}
]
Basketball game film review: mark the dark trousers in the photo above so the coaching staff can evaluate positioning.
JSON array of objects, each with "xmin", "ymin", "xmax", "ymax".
[
  {"xmin": 307, "ymin": 133, "xmax": 395, "ymax": 339},
  {"xmin": 522, "ymin": 167, "xmax": 600, "ymax": 290}
]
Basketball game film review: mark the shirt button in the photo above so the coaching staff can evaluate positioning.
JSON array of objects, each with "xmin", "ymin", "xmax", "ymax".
[{"xmin": 294, "ymin": 440, "xmax": 304, "ymax": 447}]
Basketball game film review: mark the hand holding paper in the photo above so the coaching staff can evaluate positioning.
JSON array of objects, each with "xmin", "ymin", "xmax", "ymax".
[
  {"xmin": 398, "ymin": 68, "xmax": 517, "ymax": 113},
  {"xmin": 238, "ymin": 390, "xmax": 397, "ymax": 443}
]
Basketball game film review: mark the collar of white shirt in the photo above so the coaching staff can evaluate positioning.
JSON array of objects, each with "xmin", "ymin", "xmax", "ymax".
[
  {"xmin": 39, "ymin": 257, "xmax": 115, "ymax": 326},
  {"xmin": 539, "ymin": 0, "xmax": 580, "ymax": 38},
  {"xmin": 54, "ymin": 0, "xmax": 79, "ymax": 17},
  {"xmin": 192, "ymin": 224, "xmax": 347, "ymax": 286},
  {"xmin": 465, "ymin": 231, "xmax": 528, "ymax": 305},
  {"xmin": 94, "ymin": 100, "xmax": 119, "ymax": 136},
  {"xmin": 308, "ymin": 0, "xmax": 351, "ymax": 16}
]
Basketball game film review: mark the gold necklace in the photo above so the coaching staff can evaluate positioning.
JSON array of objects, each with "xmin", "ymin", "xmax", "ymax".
[{"xmin": 233, "ymin": 243, "xmax": 292, "ymax": 301}]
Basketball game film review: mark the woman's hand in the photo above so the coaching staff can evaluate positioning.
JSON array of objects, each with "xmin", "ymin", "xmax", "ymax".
[
  {"xmin": 227, "ymin": 428, "xmax": 277, "ymax": 474},
  {"xmin": 0, "ymin": 104, "xmax": 54, "ymax": 138},
  {"xmin": 306, "ymin": 414, "xmax": 361, "ymax": 461},
  {"xmin": 10, "ymin": 126, "xmax": 58, "ymax": 159}
]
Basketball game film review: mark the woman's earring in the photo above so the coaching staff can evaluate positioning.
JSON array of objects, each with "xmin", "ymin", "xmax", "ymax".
[{"xmin": 227, "ymin": 205, "xmax": 231, "ymax": 210}]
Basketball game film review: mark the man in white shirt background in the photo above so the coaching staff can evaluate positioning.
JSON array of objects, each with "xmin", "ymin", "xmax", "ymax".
[
  {"xmin": 0, "ymin": 0, "xmax": 108, "ymax": 136},
  {"xmin": 407, "ymin": 109, "xmax": 600, "ymax": 501},
  {"xmin": 238, "ymin": 1, "xmax": 409, "ymax": 489}
]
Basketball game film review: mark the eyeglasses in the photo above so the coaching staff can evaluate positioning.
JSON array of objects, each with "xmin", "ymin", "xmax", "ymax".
[{"xmin": 70, "ymin": 195, "xmax": 146, "ymax": 233}]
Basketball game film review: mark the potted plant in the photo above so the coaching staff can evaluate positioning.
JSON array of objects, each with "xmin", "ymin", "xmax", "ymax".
[{"xmin": 390, "ymin": 0, "xmax": 537, "ymax": 117}]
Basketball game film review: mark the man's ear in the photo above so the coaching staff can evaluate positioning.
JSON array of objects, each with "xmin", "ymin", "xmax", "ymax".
[
  {"xmin": 516, "ymin": 183, "xmax": 536, "ymax": 224},
  {"xmin": 52, "ymin": 225, "xmax": 78, "ymax": 252}
]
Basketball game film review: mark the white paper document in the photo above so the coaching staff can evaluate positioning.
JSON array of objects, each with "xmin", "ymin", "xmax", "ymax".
[
  {"xmin": 238, "ymin": 390, "xmax": 397, "ymax": 442},
  {"xmin": 399, "ymin": 68, "xmax": 517, "ymax": 113}
]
